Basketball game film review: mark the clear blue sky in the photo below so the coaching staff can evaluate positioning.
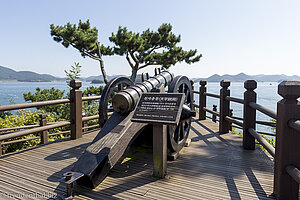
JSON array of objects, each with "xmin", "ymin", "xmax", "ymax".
[{"xmin": 1, "ymin": 0, "xmax": 299, "ymax": 78}]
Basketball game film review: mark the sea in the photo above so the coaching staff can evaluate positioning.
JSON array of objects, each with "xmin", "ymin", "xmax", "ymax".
[{"xmin": 0, "ymin": 81, "xmax": 281, "ymax": 134}]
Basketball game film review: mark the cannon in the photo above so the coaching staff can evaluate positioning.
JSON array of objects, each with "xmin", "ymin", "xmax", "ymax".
[{"xmin": 70, "ymin": 69, "xmax": 195, "ymax": 189}]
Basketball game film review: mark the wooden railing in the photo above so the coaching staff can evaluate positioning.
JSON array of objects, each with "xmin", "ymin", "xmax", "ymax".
[
  {"xmin": 0, "ymin": 80, "xmax": 102, "ymax": 156},
  {"xmin": 192, "ymin": 79, "xmax": 300, "ymax": 199}
]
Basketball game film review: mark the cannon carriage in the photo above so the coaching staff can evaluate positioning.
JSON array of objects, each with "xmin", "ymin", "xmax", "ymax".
[{"xmin": 69, "ymin": 69, "xmax": 195, "ymax": 189}]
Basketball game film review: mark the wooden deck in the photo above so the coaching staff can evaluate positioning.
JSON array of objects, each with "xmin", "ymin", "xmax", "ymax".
[{"xmin": 0, "ymin": 119, "xmax": 275, "ymax": 199}]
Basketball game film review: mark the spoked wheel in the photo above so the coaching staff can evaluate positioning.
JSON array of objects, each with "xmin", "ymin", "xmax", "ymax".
[
  {"xmin": 167, "ymin": 76, "xmax": 193, "ymax": 154},
  {"xmin": 99, "ymin": 77, "xmax": 133, "ymax": 126}
]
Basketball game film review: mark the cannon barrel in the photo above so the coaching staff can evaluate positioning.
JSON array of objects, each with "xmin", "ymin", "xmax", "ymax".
[{"xmin": 112, "ymin": 70, "xmax": 174, "ymax": 114}]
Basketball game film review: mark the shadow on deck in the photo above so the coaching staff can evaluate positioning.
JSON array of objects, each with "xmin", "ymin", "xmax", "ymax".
[{"xmin": 0, "ymin": 119, "xmax": 275, "ymax": 200}]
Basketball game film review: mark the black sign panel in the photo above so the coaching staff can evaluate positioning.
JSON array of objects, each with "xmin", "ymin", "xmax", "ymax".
[{"xmin": 131, "ymin": 93, "xmax": 185, "ymax": 125}]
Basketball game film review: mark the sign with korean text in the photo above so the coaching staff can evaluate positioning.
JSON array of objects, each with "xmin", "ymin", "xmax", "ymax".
[{"xmin": 131, "ymin": 93, "xmax": 185, "ymax": 125}]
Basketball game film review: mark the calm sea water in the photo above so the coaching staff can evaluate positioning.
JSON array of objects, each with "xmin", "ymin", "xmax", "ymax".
[
  {"xmin": 0, "ymin": 81, "xmax": 281, "ymax": 134},
  {"xmin": 0, "ymin": 81, "xmax": 96, "ymax": 105}
]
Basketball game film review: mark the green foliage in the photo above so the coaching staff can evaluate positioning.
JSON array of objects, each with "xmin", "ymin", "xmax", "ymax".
[
  {"xmin": 83, "ymin": 86, "xmax": 104, "ymax": 96},
  {"xmin": 0, "ymin": 109, "xmax": 11, "ymax": 119},
  {"xmin": 82, "ymin": 85, "xmax": 104, "ymax": 117},
  {"xmin": 0, "ymin": 109, "xmax": 60, "ymax": 153},
  {"xmin": 65, "ymin": 62, "xmax": 81, "ymax": 88},
  {"xmin": 109, "ymin": 23, "xmax": 202, "ymax": 81},
  {"xmin": 23, "ymin": 87, "xmax": 67, "ymax": 119},
  {"xmin": 50, "ymin": 20, "xmax": 113, "ymax": 57},
  {"xmin": 50, "ymin": 20, "xmax": 113, "ymax": 83}
]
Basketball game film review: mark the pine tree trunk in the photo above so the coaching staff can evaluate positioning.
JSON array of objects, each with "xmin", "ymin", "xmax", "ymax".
[
  {"xmin": 130, "ymin": 68, "xmax": 138, "ymax": 82},
  {"xmin": 99, "ymin": 60, "xmax": 108, "ymax": 84}
]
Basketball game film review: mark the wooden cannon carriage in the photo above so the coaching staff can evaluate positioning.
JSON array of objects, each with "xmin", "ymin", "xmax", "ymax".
[{"xmin": 63, "ymin": 69, "xmax": 195, "ymax": 190}]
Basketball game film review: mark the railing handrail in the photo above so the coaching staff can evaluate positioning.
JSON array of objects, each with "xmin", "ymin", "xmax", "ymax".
[
  {"xmin": 204, "ymin": 92, "xmax": 220, "ymax": 99},
  {"xmin": 288, "ymin": 119, "xmax": 300, "ymax": 132},
  {"xmin": 202, "ymin": 107, "xmax": 220, "ymax": 117},
  {"xmin": 286, "ymin": 165, "xmax": 300, "ymax": 184},
  {"xmin": 82, "ymin": 95, "xmax": 101, "ymax": 101},
  {"xmin": 225, "ymin": 116, "xmax": 244, "ymax": 127},
  {"xmin": 0, "ymin": 124, "xmax": 40, "ymax": 132},
  {"xmin": 249, "ymin": 102, "xmax": 277, "ymax": 120},
  {"xmin": 225, "ymin": 96, "xmax": 244, "ymax": 104},
  {"xmin": 248, "ymin": 128, "xmax": 275, "ymax": 157},
  {"xmin": 0, "ymin": 95, "xmax": 101, "ymax": 113},
  {"xmin": 82, "ymin": 115, "xmax": 100, "ymax": 122},
  {"xmin": 0, "ymin": 98, "xmax": 71, "ymax": 112},
  {"xmin": 0, "ymin": 121, "xmax": 71, "ymax": 141}
]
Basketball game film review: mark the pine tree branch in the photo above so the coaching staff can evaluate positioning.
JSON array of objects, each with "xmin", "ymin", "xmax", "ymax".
[
  {"xmin": 126, "ymin": 51, "xmax": 135, "ymax": 69},
  {"xmin": 129, "ymin": 51, "xmax": 139, "ymax": 68},
  {"xmin": 63, "ymin": 37, "xmax": 100, "ymax": 61},
  {"xmin": 96, "ymin": 42, "xmax": 103, "ymax": 61},
  {"xmin": 145, "ymin": 45, "xmax": 160, "ymax": 56},
  {"xmin": 139, "ymin": 62, "xmax": 161, "ymax": 69}
]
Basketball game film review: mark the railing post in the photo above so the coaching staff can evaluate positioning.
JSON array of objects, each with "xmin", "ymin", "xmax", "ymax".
[
  {"xmin": 229, "ymin": 109, "xmax": 233, "ymax": 131},
  {"xmin": 190, "ymin": 80, "xmax": 195, "ymax": 111},
  {"xmin": 219, "ymin": 80, "xmax": 230, "ymax": 134},
  {"xmin": 243, "ymin": 80, "xmax": 257, "ymax": 150},
  {"xmin": 212, "ymin": 105, "xmax": 217, "ymax": 122},
  {"xmin": 39, "ymin": 114, "xmax": 48, "ymax": 144},
  {"xmin": 199, "ymin": 80, "xmax": 207, "ymax": 120},
  {"xmin": 274, "ymin": 81, "xmax": 300, "ymax": 200},
  {"xmin": 70, "ymin": 80, "xmax": 82, "ymax": 140}
]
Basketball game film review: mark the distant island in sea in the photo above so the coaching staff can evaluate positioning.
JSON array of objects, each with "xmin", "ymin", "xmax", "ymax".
[
  {"xmin": 1, "ymin": 65, "xmax": 300, "ymax": 83},
  {"xmin": 193, "ymin": 73, "xmax": 300, "ymax": 83}
]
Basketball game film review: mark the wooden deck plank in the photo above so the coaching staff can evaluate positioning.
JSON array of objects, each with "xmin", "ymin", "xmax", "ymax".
[{"xmin": 0, "ymin": 120, "xmax": 276, "ymax": 199}]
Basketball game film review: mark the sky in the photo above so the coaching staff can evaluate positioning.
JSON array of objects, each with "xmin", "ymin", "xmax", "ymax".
[{"xmin": 0, "ymin": 0, "xmax": 299, "ymax": 78}]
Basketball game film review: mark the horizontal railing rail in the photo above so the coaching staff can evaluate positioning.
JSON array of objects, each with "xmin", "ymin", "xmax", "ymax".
[
  {"xmin": 256, "ymin": 131, "xmax": 276, "ymax": 137},
  {"xmin": 230, "ymin": 115, "xmax": 243, "ymax": 121},
  {"xmin": 0, "ymin": 124, "xmax": 40, "ymax": 132},
  {"xmin": 82, "ymin": 115, "xmax": 100, "ymax": 122},
  {"xmin": 225, "ymin": 96, "xmax": 244, "ymax": 104},
  {"xmin": 2, "ymin": 136, "xmax": 41, "ymax": 145},
  {"xmin": 0, "ymin": 121, "xmax": 71, "ymax": 141},
  {"xmin": 248, "ymin": 128, "xmax": 275, "ymax": 157},
  {"xmin": 229, "ymin": 116, "xmax": 275, "ymax": 127},
  {"xmin": 82, "ymin": 124, "xmax": 99, "ymax": 130},
  {"xmin": 225, "ymin": 116, "xmax": 244, "ymax": 127},
  {"xmin": 288, "ymin": 119, "xmax": 300, "ymax": 132},
  {"xmin": 202, "ymin": 107, "xmax": 220, "ymax": 117},
  {"xmin": 249, "ymin": 102, "xmax": 277, "ymax": 119},
  {"xmin": 286, "ymin": 165, "xmax": 300, "ymax": 184},
  {"xmin": 0, "ymin": 99, "xmax": 71, "ymax": 112},
  {"xmin": 82, "ymin": 95, "xmax": 101, "ymax": 101},
  {"xmin": 204, "ymin": 92, "xmax": 220, "ymax": 99}
]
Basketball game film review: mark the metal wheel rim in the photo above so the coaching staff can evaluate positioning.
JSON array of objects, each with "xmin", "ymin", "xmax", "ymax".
[
  {"xmin": 167, "ymin": 75, "xmax": 193, "ymax": 153},
  {"xmin": 99, "ymin": 77, "xmax": 133, "ymax": 126}
]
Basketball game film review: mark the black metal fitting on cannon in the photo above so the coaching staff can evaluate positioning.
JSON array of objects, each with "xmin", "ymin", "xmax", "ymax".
[
  {"xmin": 141, "ymin": 72, "xmax": 149, "ymax": 82},
  {"xmin": 60, "ymin": 171, "xmax": 84, "ymax": 198},
  {"xmin": 181, "ymin": 104, "xmax": 196, "ymax": 120}
]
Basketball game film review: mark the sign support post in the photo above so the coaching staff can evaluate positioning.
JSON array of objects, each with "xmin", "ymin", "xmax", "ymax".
[{"xmin": 153, "ymin": 124, "xmax": 167, "ymax": 178}]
